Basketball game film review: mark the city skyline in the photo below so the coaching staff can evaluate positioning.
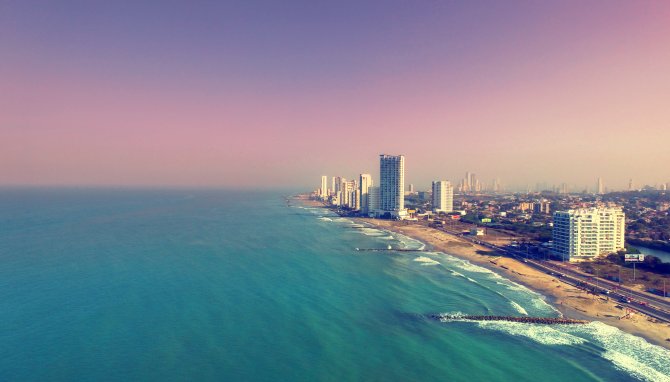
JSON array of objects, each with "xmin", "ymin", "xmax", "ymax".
[{"xmin": 2, "ymin": 1, "xmax": 670, "ymax": 189}]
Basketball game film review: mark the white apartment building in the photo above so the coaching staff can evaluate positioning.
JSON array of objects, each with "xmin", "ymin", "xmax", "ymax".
[
  {"xmin": 320, "ymin": 175, "xmax": 328, "ymax": 199},
  {"xmin": 552, "ymin": 207, "xmax": 625, "ymax": 261},
  {"xmin": 431, "ymin": 180, "xmax": 453, "ymax": 213},
  {"xmin": 367, "ymin": 186, "xmax": 380, "ymax": 217},
  {"xmin": 359, "ymin": 174, "xmax": 373, "ymax": 214},
  {"xmin": 379, "ymin": 154, "xmax": 407, "ymax": 218}
]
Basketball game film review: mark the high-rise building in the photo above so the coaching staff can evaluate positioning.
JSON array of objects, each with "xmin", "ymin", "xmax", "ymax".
[
  {"xmin": 320, "ymin": 176, "xmax": 328, "ymax": 199},
  {"xmin": 628, "ymin": 179, "xmax": 634, "ymax": 192},
  {"xmin": 379, "ymin": 154, "xmax": 407, "ymax": 218},
  {"xmin": 333, "ymin": 177, "xmax": 346, "ymax": 206},
  {"xmin": 359, "ymin": 174, "xmax": 373, "ymax": 214},
  {"xmin": 341, "ymin": 179, "xmax": 353, "ymax": 208},
  {"xmin": 597, "ymin": 177, "xmax": 604, "ymax": 195},
  {"xmin": 432, "ymin": 180, "xmax": 453, "ymax": 213},
  {"xmin": 552, "ymin": 207, "xmax": 625, "ymax": 261},
  {"xmin": 352, "ymin": 189, "xmax": 361, "ymax": 210},
  {"xmin": 346, "ymin": 180, "xmax": 358, "ymax": 210},
  {"xmin": 367, "ymin": 186, "xmax": 380, "ymax": 216}
]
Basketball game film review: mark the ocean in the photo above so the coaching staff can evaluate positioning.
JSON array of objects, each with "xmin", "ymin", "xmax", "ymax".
[{"xmin": 1, "ymin": 189, "xmax": 669, "ymax": 381}]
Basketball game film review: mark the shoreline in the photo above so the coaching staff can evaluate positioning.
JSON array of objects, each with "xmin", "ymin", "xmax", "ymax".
[
  {"xmin": 357, "ymin": 217, "xmax": 670, "ymax": 350},
  {"xmin": 293, "ymin": 195, "xmax": 670, "ymax": 350}
]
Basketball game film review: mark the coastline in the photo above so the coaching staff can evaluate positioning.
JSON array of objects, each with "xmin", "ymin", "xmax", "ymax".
[
  {"xmin": 296, "ymin": 197, "xmax": 670, "ymax": 350},
  {"xmin": 357, "ymin": 217, "xmax": 670, "ymax": 350},
  {"xmin": 294, "ymin": 195, "xmax": 670, "ymax": 350}
]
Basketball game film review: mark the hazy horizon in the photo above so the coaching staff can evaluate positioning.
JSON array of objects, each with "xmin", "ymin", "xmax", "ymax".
[{"xmin": 2, "ymin": 1, "xmax": 669, "ymax": 190}]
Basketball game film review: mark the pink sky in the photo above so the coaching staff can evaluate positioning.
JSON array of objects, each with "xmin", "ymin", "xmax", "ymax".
[{"xmin": 1, "ymin": 1, "xmax": 669, "ymax": 190}]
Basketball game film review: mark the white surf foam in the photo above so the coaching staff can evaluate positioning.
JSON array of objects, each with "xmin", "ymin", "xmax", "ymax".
[
  {"xmin": 510, "ymin": 301, "xmax": 528, "ymax": 316},
  {"xmin": 392, "ymin": 232, "xmax": 426, "ymax": 250},
  {"xmin": 562, "ymin": 322, "xmax": 670, "ymax": 382},
  {"xmin": 359, "ymin": 228, "xmax": 386, "ymax": 236},
  {"xmin": 476, "ymin": 321, "xmax": 587, "ymax": 346},
  {"xmin": 413, "ymin": 256, "xmax": 440, "ymax": 265},
  {"xmin": 317, "ymin": 217, "xmax": 332, "ymax": 222},
  {"xmin": 453, "ymin": 318, "xmax": 670, "ymax": 382}
]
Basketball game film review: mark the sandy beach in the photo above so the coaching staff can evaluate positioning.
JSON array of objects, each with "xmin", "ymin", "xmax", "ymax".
[{"xmin": 358, "ymin": 218, "xmax": 670, "ymax": 350}]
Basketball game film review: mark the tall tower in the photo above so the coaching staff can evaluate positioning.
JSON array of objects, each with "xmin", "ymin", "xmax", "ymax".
[
  {"xmin": 432, "ymin": 180, "xmax": 453, "ymax": 213},
  {"xmin": 379, "ymin": 154, "xmax": 406, "ymax": 218},
  {"xmin": 359, "ymin": 174, "xmax": 373, "ymax": 214},
  {"xmin": 320, "ymin": 176, "xmax": 328, "ymax": 199}
]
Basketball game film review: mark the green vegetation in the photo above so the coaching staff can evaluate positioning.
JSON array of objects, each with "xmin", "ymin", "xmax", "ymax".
[{"xmin": 577, "ymin": 253, "xmax": 670, "ymax": 292}]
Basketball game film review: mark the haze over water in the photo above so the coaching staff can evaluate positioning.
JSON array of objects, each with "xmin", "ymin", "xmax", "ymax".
[{"xmin": 1, "ymin": 189, "xmax": 668, "ymax": 381}]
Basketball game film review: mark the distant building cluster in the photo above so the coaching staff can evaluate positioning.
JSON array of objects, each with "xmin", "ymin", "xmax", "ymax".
[
  {"xmin": 315, "ymin": 154, "xmax": 456, "ymax": 219},
  {"xmin": 457, "ymin": 172, "xmax": 501, "ymax": 193}
]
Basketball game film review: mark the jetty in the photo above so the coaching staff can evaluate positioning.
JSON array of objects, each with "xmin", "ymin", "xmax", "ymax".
[{"xmin": 430, "ymin": 314, "xmax": 589, "ymax": 325}]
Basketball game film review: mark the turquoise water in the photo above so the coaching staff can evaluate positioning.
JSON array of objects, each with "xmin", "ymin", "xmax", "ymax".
[{"xmin": 1, "ymin": 189, "xmax": 669, "ymax": 381}]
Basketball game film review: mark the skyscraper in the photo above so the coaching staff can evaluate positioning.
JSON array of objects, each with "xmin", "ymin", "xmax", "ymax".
[
  {"xmin": 432, "ymin": 180, "xmax": 453, "ymax": 213},
  {"xmin": 320, "ymin": 175, "xmax": 328, "ymax": 199},
  {"xmin": 333, "ymin": 177, "xmax": 345, "ymax": 206},
  {"xmin": 367, "ymin": 186, "xmax": 380, "ymax": 217},
  {"xmin": 359, "ymin": 174, "xmax": 373, "ymax": 214},
  {"xmin": 379, "ymin": 154, "xmax": 406, "ymax": 218},
  {"xmin": 340, "ymin": 178, "xmax": 351, "ymax": 207}
]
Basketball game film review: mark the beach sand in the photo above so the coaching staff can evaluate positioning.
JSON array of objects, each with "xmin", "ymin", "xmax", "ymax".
[{"xmin": 358, "ymin": 218, "xmax": 670, "ymax": 350}]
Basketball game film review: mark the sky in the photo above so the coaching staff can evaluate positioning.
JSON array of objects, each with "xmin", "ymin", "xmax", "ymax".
[{"xmin": 2, "ymin": 1, "xmax": 669, "ymax": 190}]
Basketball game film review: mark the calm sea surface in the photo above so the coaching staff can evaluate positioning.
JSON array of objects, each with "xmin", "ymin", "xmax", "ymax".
[{"xmin": 1, "ymin": 189, "xmax": 669, "ymax": 381}]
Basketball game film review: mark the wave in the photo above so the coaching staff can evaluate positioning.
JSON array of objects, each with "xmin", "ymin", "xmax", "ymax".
[
  {"xmin": 392, "ymin": 232, "xmax": 427, "ymax": 250},
  {"xmin": 509, "ymin": 301, "xmax": 528, "ymax": 316},
  {"xmin": 562, "ymin": 322, "xmax": 670, "ymax": 382},
  {"xmin": 317, "ymin": 217, "xmax": 332, "ymax": 222},
  {"xmin": 413, "ymin": 256, "xmax": 440, "ymax": 265},
  {"xmin": 359, "ymin": 228, "xmax": 386, "ymax": 236},
  {"xmin": 447, "ymin": 317, "xmax": 670, "ymax": 382},
  {"xmin": 476, "ymin": 321, "xmax": 588, "ymax": 346}
]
